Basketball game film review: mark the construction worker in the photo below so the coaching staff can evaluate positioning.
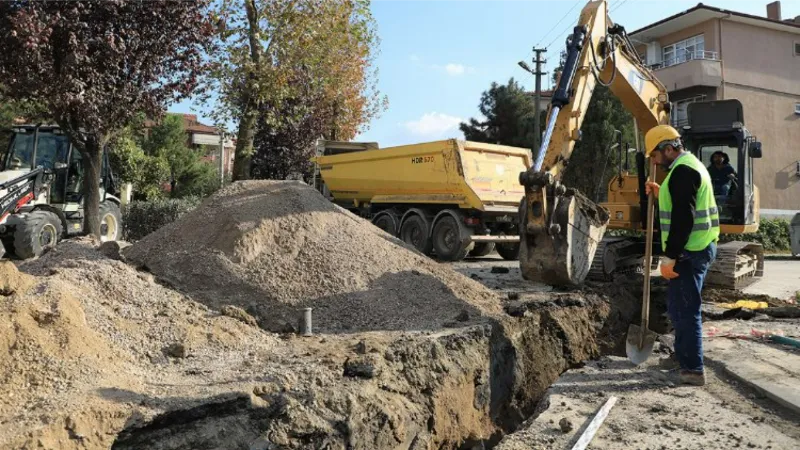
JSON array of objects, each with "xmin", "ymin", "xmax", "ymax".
[{"xmin": 644, "ymin": 125, "xmax": 720, "ymax": 386}]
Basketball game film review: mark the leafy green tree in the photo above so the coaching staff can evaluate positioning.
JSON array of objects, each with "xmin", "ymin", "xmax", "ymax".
[
  {"xmin": 108, "ymin": 129, "xmax": 169, "ymax": 201},
  {"xmin": 143, "ymin": 114, "xmax": 219, "ymax": 198},
  {"xmin": 207, "ymin": 0, "xmax": 385, "ymax": 181},
  {"xmin": 460, "ymin": 78, "xmax": 539, "ymax": 149}
]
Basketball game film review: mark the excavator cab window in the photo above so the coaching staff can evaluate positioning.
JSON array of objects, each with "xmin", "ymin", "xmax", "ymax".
[{"xmin": 688, "ymin": 138, "xmax": 751, "ymax": 225}]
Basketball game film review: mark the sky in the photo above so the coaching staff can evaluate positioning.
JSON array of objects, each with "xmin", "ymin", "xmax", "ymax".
[{"xmin": 171, "ymin": 0, "xmax": 787, "ymax": 148}]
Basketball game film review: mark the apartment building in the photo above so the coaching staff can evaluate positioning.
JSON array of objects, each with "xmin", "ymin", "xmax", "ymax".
[{"xmin": 631, "ymin": 1, "xmax": 800, "ymax": 217}]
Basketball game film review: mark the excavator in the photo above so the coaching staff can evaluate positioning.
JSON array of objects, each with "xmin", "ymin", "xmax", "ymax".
[{"xmin": 518, "ymin": 0, "xmax": 764, "ymax": 289}]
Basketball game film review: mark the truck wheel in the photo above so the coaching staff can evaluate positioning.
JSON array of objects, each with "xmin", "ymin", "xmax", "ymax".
[
  {"xmin": 99, "ymin": 201, "xmax": 122, "ymax": 242},
  {"xmin": 400, "ymin": 214, "xmax": 433, "ymax": 255},
  {"xmin": 13, "ymin": 210, "xmax": 64, "ymax": 259},
  {"xmin": 372, "ymin": 213, "xmax": 399, "ymax": 236},
  {"xmin": 496, "ymin": 242, "xmax": 520, "ymax": 260},
  {"xmin": 432, "ymin": 216, "xmax": 470, "ymax": 261},
  {"xmin": 469, "ymin": 242, "xmax": 495, "ymax": 257}
]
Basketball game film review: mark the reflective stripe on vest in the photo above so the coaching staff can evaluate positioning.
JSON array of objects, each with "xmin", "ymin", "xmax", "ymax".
[{"xmin": 658, "ymin": 152, "xmax": 720, "ymax": 252}]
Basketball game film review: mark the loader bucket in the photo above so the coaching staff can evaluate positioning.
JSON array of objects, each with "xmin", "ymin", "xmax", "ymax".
[{"xmin": 519, "ymin": 190, "xmax": 609, "ymax": 286}]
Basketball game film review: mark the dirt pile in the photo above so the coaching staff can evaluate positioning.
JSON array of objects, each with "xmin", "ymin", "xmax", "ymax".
[
  {"xmin": 125, "ymin": 181, "xmax": 502, "ymax": 333},
  {"xmin": 1, "ymin": 242, "xmax": 279, "ymax": 449}
]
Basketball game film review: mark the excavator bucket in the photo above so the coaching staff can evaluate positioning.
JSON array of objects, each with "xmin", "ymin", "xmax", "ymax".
[{"xmin": 519, "ymin": 190, "xmax": 609, "ymax": 286}]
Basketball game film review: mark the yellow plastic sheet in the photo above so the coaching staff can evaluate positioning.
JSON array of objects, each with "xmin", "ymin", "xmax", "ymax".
[{"xmin": 717, "ymin": 300, "xmax": 769, "ymax": 310}]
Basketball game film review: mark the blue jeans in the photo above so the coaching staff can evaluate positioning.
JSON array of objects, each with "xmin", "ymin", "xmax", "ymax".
[{"xmin": 667, "ymin": 242, "xmax": 717, "ymax": 373}]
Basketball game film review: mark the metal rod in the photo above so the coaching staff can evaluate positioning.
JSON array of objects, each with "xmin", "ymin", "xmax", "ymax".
[{"xmin": 533, "ymin": 106, "xmax": 561, "ymax": 172}]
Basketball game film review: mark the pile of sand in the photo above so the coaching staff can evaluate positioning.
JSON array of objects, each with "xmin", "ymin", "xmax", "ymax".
[
  {"xmin": 126, "ymin": 181, "xmax": 502, "ymax": 333},
  {"xmin": 1, "ymin": 242, "xmax": 279, "ymax": 448}
]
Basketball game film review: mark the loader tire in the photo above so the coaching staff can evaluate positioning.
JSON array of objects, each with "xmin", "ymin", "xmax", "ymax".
[
  {"xmin": 468, "ymin": 242, "xmax": 495, "ymax": 258},
  {"xmin": 13, "ymin": 210, "xmax": 63, "ymax": 259},
  {"xmin": 99, "ymin": 201, "xmax": 122, "ymax": 242},
  {"xmin": 432, "ymin": 216, "xmax": 470, "ymax": 262},
  {"xmin": 400, "ymin": 214, "xmax": 433, "ymax": 255}
]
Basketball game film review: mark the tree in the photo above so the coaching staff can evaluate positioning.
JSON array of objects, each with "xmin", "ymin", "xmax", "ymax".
[
  {"xmin": 108, "ymin": 128, "xmax": 169, "ymax": 201},
  {"xmin": 0, "ymin": 1, "xmax": 213, "ymax": 237},
  {"xmin": 208, "ymin": 0, "xmax": 385, "ymax": 181},
  {"xmin": 143, "ymin": 114, "xmax": 219, "ymax": 198},
  {"xmin": 460, "ymin": 78, "xmax": 542, "ymax": 149}
]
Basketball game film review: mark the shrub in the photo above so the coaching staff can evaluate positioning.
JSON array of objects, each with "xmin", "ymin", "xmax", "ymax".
[
  {"xmin": 719, "ymin": 218, "xmax": 790, "ymax": 252},
  {"xmin": 123, "ymin": 197, "xmax": 202, "ymax": 241}
]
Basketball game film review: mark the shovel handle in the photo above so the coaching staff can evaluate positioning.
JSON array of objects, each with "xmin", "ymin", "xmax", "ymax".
[{"xmin": 640, "ymin": 160, "xmax": 657, "ymax": 345}]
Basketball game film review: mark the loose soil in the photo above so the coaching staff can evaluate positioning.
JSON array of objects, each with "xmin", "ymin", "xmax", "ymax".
[{"xmin": 1, "ymin": 181, "xmax": 641, "ymax": 449}]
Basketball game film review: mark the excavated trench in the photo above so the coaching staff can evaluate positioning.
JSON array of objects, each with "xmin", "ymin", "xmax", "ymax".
[{"xmin": 109, "ymin": 281, "xmax": 651, "ymax": 450}]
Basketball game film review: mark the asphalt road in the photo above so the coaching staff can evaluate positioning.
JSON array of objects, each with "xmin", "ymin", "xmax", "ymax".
[{"xmin": 744, "ymin": 259, "xmax": 800, "ymax": 301}]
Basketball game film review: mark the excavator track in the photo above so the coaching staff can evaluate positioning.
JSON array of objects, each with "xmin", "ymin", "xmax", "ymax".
[
  {"xmin": 589, "ymin": 238, "xmax": 763, "ymax": 290},
  {"xmin": 705, "ymin": 241, "xmax": 764, "ymax": 290}
]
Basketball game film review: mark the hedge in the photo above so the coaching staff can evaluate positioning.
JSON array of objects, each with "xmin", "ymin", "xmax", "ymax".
[
  {"xmin": 607, "ymin": 218, "xmax": 791, "ymax": 252},
  {"xmin": 123, "ymin": 197, "xmax": 202, "ymax": 241},
  {"xmin": 719, "ymin": 218, "xmax": 791, "ymax": 252}
]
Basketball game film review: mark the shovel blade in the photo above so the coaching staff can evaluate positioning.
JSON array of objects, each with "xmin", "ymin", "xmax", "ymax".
[{"xmin": 626, "ymin": 324, "xmax": 656, "ymax": 365}]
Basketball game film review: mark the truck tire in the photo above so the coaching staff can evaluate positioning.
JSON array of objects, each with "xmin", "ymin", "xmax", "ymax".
[
  {"xmin": 469, "ymin": 242, "xmax": 495, "ymax": 257},
  {"xmin": 99, "ymin": 201, "xmax": 122, "ymax": 242},
  {"xmin": 400, "ymin": 214, "xmax": 433, "ymax": 255},
  {"xmin": 372, "ymin": 212, "xmax": 399, "ymax": 236},
  {"xmin": 13, "ymin": 210, "xmax": 64, "ymax": 259},
  {"xmin": 432, "ymin": 215, "xmax": 470, "ymax": 261},
  {"xmin": 496, "ymin": 242, "xmax": 520, "ymax": 260}
]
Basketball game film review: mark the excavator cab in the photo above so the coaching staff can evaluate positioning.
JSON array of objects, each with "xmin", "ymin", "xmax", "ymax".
[{"xmin": 682, "ymin": 99, "xmax": 761, "ymax": 233}]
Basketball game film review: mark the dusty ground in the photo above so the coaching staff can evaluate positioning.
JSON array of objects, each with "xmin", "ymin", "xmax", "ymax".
[{"xmin": 495, "ymin": 352, "xmax": 800, "ymax": 450}]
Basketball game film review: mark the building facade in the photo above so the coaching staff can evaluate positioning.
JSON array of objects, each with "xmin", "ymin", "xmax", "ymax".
[{"xmin": 631, "ymin": 1, "xmax": 800, "ymax": 216}]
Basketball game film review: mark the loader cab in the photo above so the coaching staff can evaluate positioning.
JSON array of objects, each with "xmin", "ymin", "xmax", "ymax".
[
  {"xmin": 1, "ymin": 125, "xmax": 115, "ymax": 207},
  {"xmin": 681, "ymin": 100, "xmax": 760, "ymax": 231}
]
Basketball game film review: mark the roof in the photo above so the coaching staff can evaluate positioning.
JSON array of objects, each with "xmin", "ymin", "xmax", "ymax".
[
  {"xmin": 630, "ymin": 3, "xmax": 800, "ymax": 41},
  {"xmin": 144, "ymin": 113, "xmax": 219, "ymax": 135}
]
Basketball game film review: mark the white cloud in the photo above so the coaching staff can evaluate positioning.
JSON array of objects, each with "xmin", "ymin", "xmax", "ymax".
[
  {"xmin": 444, "ymin": 63, "xmax": 465, "ymax": 76},
  {"xmin": 402, "ymin": 112, "xmax": 463, "ymax": 137}
]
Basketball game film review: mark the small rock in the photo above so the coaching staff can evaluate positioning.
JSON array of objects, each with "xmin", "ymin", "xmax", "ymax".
[
  {"xmin": 220, "ymin": 305, "xmax": 258, "ymax": 327},
  {"xmin": 491, "ymin": 266, "xmax": 510, "ymax": 274},
  {"xmin": 455, "ymin": 310, "xmax": 470, "ymax": 322},
  {"xmin": 559, "ymin": 417, "xmax": 574, "ymax": 433},
  {"xmin": 98, "ymin": 240, "xmax": 132, "ymax": 261},
  {"xmin": 470, "ymin": 274, "xmax": 481, "ymax": 280},
  {"xmin": 561, "ymin": 401, "xmax": 567, "ymax": 406},
  {"xmin": 163, "ymin": 343, "xmax": 187, "ymax": 358},
  {"xmin": 354, "ymin": 340, "xmax": 368, "ymax": 354}
]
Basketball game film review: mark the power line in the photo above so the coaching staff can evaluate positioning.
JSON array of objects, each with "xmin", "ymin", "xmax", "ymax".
[
  {"xmin": 610, "ymin": 0, "xmax": 631, "ymax": 14},
  {"xmin": 534, "ymin": 0, "xmax": 584, "ymax": 49}
]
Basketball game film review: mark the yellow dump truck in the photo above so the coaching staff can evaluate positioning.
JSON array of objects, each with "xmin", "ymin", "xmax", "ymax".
[{"xmin": 313, "ymin": 139, "xmax": 531, "ymax": 261}]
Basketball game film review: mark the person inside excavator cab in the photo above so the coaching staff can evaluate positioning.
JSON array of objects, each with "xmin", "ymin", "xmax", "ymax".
[{"xmin": 707, "ymin": 151, "xmax": 737, "ymax": 203}]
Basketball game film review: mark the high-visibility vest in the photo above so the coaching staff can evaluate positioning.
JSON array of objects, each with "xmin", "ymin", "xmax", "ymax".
[{"xmin": 658, "ymin": 152, "xmax": 720, "ymax": 252}]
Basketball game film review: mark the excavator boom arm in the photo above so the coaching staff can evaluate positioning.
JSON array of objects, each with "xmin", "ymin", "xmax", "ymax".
[{"xmin": 518, "ymin": 0, "xmax": 670, "ymax": 286}]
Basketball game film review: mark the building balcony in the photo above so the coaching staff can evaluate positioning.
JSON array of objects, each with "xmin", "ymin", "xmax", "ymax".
[{"xmin": 648, "ymin": 51, "xmax": 723, "ymax": 92}]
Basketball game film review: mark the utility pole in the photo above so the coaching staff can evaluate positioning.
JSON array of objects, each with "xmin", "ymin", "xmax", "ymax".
[{"xmin": 519, "ymin": 47, "xmax": 547, "ymax": 150}]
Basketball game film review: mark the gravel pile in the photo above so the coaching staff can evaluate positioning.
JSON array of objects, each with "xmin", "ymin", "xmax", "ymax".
[{"xmin": 126, "ymin": 181, "xmax": 502, "ymax": 333}]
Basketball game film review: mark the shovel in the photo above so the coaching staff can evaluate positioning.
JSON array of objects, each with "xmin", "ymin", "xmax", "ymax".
[{"xmin": 626, "ymin": 159, "xmax": 658, "ymax": 365}]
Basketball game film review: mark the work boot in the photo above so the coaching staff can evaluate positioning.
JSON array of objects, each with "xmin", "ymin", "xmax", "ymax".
[{"xmin": 679, "ymin": 370, "xmax": 706, "ymax": 386}]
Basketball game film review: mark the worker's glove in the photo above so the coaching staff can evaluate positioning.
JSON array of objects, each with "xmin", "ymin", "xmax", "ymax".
[
  {"xmin": 659, "ymin": 257, "xmax": 679, "ymax": 280},
  {"xmin": 645, "ymin": 181, "xmax": 660, "ymax": 197},
  {"xmin": 727, "ymin": 173, "xmax": 736, "ymax": 181}
]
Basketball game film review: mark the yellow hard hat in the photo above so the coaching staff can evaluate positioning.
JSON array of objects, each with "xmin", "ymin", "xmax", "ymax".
[{"xmin": 644, "ymin": 125, "xmax": 681, "ymax": 156}]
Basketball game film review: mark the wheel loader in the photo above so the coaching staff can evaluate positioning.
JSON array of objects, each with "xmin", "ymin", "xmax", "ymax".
[
  {"xmin": 518, "ymin": 0, "xmax": 764, "ymax": 289},
  {"xmin": 0, "ymin": 124, "xmax": 123, "ymax": 259}
]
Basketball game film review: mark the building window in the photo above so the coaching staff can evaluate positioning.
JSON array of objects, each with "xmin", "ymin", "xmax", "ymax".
[
  {"xmin": 662, "ymin": 34, "xmax": 705, "ymax": 67},
  {"xmin": 671, "ymin": 95, "xmax": 707, "ymax": 127},
  {"xmin": 795, "ymin": 42, "xmax": 800, "ymax": 56},
  {"xmin": 795, "ymin": 103, "xmax": 800, "ymax": 115}
]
